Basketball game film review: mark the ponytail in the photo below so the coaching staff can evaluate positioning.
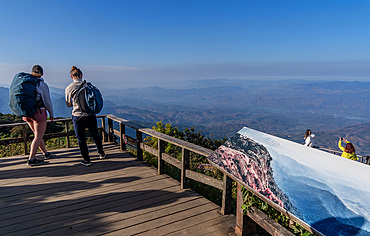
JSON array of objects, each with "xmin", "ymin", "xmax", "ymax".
[{"xmin": 70, "ymin": 66, "xmax": 83, "ymax": 78}]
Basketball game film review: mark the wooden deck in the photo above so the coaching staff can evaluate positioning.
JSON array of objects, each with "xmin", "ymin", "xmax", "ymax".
[{"xmin": 0, "ymin": 143, "xmax": 235, "ymax": 236}]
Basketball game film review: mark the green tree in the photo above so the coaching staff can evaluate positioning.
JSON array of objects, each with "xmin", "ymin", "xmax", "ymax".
[{"xmin": 142, "ymin": 121, "xmax": 226, "ymax": 206}]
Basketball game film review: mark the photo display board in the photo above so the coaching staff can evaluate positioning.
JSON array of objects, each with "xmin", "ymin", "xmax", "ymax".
[{"xmin": 208, "ymin": 127, "xmax": 370, "ymax": 236}]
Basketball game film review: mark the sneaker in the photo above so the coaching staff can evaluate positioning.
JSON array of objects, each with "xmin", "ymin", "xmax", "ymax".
[
  {"xmin": 44, "ymin": 152, "xmax": 52, "ymax": 159},
  {"xmin": 81, "ymin": 160, "xmax": 92, "ymax": 167},
  {"xmin": 27, "ymin": 158, "xmax": 44, "ymax": 166},
  {"xmin": 99, "ymin": 153, "xmax": 106, "ymax": 160}
]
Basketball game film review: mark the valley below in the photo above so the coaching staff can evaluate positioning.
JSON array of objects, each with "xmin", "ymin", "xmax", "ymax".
[{"xmin": 1, "ymin": 79, "xmax": 369, "ymax": 156}]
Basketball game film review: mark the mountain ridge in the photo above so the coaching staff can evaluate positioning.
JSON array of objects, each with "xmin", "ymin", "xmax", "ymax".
[{"xmin": 1, "ymin": 79, "xmax": 369, "ymax": 155}]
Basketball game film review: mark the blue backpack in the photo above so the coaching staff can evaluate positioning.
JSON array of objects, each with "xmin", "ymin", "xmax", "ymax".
[
  {"xmin": 74, "ymin": 80, "xmax": 103, "ymax": 115},
  {"xmin": 9, "ymin": 73, "xmax": 40, "ymax": 117}
]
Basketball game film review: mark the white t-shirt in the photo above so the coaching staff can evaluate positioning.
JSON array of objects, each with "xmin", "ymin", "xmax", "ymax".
[{"xmin": 305, "ymin": 134, "xmax": 315, "ymax": 147}]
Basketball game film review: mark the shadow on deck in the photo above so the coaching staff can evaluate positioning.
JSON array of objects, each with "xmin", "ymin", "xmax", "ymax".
[{"xmin": 0, "ymin": 143, "xmax": 235, "ymax": 236}]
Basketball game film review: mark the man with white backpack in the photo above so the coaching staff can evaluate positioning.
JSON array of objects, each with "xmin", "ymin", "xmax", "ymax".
[{"xmin": 65, "ymin": 66, "xmax": 105, "ymax": 166}]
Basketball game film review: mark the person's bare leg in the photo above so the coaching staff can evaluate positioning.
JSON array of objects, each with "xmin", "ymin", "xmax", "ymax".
[
  {"xmin": 26, "ymin": 120, "xmax": 48, "ymax": 155},
  {"xmin": 28, "ymin": 120, "xmax": 47, "ymax": 160}
]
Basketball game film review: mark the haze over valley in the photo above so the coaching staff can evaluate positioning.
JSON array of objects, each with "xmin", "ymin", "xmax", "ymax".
[{"xmin": 1, "ymin": 79, "xmax": 369, "ymax": 156}]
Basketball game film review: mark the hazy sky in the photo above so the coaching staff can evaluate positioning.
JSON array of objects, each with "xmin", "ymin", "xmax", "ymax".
[{"xmin": 1, "ymin": 0, "xmax": 370, "ymax": 89}]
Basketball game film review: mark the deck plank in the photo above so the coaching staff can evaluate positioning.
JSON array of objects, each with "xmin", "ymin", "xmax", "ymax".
[
  {"xmin": 102, "ymin": 204, "xmax": 219, "ymax": 236},
  {"xmin": 175, "ymin": 215, "xmax": 236, "ymax": 236},
  {"xmin": 0, "ymin": 143, "xmax": 235, "ymax": 236}
]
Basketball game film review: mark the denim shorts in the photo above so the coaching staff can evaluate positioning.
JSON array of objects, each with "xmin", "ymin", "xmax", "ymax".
[{"xmin": 22, "ymin": 108, "xmax": 47, "ymax": 123}]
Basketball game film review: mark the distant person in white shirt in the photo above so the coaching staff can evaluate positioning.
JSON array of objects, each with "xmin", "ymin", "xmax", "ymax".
[{"xmin": 304, "ymin": 129, "xmax": 315, "ymax": 147}]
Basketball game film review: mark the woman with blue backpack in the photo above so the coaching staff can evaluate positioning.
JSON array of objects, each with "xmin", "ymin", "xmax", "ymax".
[
  {"xmin": 65, "ymin": 66, "xmax": 105, "ymax": 166},
  {"xmin": 9, "ymin": 65, "xmax": 54, "ymax": 166}
]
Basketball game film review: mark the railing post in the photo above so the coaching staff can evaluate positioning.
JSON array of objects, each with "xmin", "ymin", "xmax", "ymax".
[
  {"xmin": 120, "ymin": 122, "xmax": 126, "ymax": 151},
  {"xmin": 22, "ymin": 124, "xmax": 28, "ymax": 155},
  {"xmin": 221, "ymin": 174, "xmax": 232, "ymax": 215},
  {"xmin": 136, "ymin": 129, "xmax": 143, "ymax": 161},
  {"xmin": 65, "ymin": 121, "xmax": 71, "ymax": 148},
  {"xmin": 108, "ymin": 118, "xmax": 113, "ymax": 142},
  {"xmin": 181, "ymin": 147, "xmax": 190, "ymax": 189},
  {"xmin": 101, "ymin": 116, "xmax": 107, "ymax": 142},
  {"xmin": 235, "ymin": 183, "xmax": 257, "ymax": 236},
  {"xmin": 158, "ymin": 139, "xmax": 165, "ymax": 175}
]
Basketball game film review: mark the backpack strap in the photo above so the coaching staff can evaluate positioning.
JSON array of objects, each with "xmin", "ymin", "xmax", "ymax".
[
  {"xmin": 71, "ymin": 80, "xmax": 86, "ymax": 99},
  {"xmin": 35, "ymin": 78, "xmax": 44, "ymax": 111}
]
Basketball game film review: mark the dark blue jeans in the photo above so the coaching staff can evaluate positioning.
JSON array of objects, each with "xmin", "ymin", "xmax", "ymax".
[{"xmin": 72, "ymin": 115, "xmax": 104, "ymax": 162}]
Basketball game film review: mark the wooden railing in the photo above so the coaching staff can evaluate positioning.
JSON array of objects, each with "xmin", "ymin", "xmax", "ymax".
[
  {"xmin": 104, "ymin": 114, "xmax": 316, "ymax": 236},
  {"xmin": 104, "ymin": 115, "xmax": 233, "ymax": 214},
  {"xmin": 0, "ymin": 115, "xmax": 106, "ymax": 155},
  {"xmin": 1, "ymin": 114, "xmax": 332, "ymax": 235},
  {"xmin": 318, "ymin": 147, "xmax": 370, "ymax": 165}
]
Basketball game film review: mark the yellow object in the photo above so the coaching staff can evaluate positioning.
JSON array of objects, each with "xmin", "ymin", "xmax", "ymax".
[{"xmin": 338, "ymin": 140, "xmax": 358, "ymax": 161}]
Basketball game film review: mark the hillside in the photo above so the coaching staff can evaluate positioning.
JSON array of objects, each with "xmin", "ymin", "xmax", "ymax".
[
  {"xmin": 105, "ymin": 80, "xmax": 370, "ymax": 118},
  {"xmin": 98, "ymin": 103, "xmax": 370, "ymax": 156},
  {"xmin": 0, "ymin": 87, "xmax": 11, "ymax": 114},
  {"xmin": 1, "ymin": 79, "xmax": 369, "ymax": 155},
  {"xmin": 102, "ymin": 80, "xmax": 370, "ymax": 155},
  {"xmin": 284, "ymin": 123, "xmax": 370, "ymax": 156}
]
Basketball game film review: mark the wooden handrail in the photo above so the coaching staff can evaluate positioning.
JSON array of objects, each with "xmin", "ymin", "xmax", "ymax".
[
  {"xmin": 104, "ymin": 114, "xmax": 143, "ymax": 130},
  {"xmin": 1, "ymin": 114, "xmax": 336, "ymax": 235},
  {"xmin": 317, "ymin": 146, "xmax": 369, "ymax": 164},
  {"xmin": 103, "ymin": 114, "xmax": 321, "ymax": 235},
  {"xmin": 0, "ymin": 115, "xmax": 106, "ymax": 155},
  {"xmin": 139, "ymin": 127, "xmax": 214, "ymax": 157},
  {"xmin": 0, "ymin": 115, "xmax": 105, "ymax": 128},
  {"xmin": 104, "ymin": 114, "xmax": 231, "ymax": 214}
]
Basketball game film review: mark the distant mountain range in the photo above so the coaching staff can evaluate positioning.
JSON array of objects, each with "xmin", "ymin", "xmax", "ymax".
[
  {"xmin": 1, "ymin": 79, "xmax": 369, "ymax": 156},
  {"xmin": 284, "ymin": 123, "xmax": 370, "ymax": 156}
]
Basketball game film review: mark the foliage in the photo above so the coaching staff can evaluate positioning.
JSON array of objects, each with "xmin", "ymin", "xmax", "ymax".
[
  {"xmin": 241, "ymin": 187, "xmax": 313, "ymax": 236},
  {"xmin": 143, "ymin": 121, "xmax": 313, "ymax": 236},
  {"xmin": 0, "ymin": 113, "xmax": 23, "ymax": 138},
  {"xmin": 0, "ymin": 114, "xmax": 95, "ymax": 157},
  {"xmin": 0, "ymin": 136, "xmax": 84, "ymax": 157},
  {"xmin": 143, "ymin": 121, "xmax": 226, "ymax": 206}
]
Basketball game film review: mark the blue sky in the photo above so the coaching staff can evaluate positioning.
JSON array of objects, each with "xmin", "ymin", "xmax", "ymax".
[{"xmin": 1, "ymin": 0, "xmax": 370, "ymax": 89}]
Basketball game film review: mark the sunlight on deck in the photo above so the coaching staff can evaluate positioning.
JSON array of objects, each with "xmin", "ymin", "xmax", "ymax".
[{"xmin": 0, "ymin": 143, "xmax": 235, "ymax": 235}]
